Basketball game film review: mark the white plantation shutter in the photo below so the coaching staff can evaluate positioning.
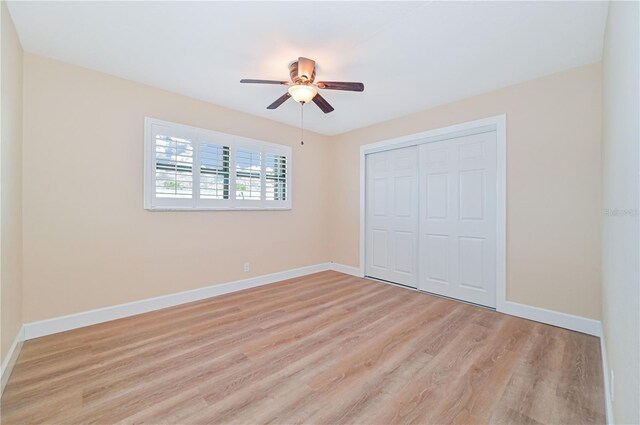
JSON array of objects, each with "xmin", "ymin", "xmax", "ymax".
[
  {"xmin": 235, "ymin": 148, "xmax": 262, "ymax": 203},
  {"xmin": 199, "ymin": 143, "xmax": 230, "ymax": 200},
  {"xmin": 154, "ymin": 135, "xmax": 194, "ymax": 198},
  {"xmin": 144, "ymin": 118, "xmax": 291, "ymax": 210},
  {"xmin": 265, "ymin": 153, "xmax": 288, "ymax": 202}
]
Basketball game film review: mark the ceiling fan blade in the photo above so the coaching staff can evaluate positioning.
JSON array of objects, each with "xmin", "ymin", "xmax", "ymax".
[
  {"xmin": 297, "ymin": 57, "xmax": 316, "ymax": 82},
  {"xmin": 267, "ymin": 92, "xmax": 292, "ymax": 110},
  {"xmin": 312, "ymin": 92, "xmax": 334, "ymax": 114},
  {"xmin": 240, "ymin": 79, "xmax": 289, "ymax": 85},
  {"xmin": 316, "ymin": 81, "xmax": 364, "ymax": 92}
]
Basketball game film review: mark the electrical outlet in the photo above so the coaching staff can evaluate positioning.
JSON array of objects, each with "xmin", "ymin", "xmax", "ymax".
[
  {"xmin": 610, "ymin": 370, "xmax": 615, "ymax": 402},
  {"xmin": 243, "ymin": 262, "xmax": 250, "ymax": 273}
]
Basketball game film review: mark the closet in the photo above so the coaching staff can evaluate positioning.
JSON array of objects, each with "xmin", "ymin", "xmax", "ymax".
[{"xmin": 365, "ymin": 131, "xmax": 498, "ymax": 308}]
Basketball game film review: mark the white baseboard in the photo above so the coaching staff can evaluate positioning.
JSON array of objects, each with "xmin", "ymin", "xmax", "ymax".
[
  {"xmin": 339, "ymin": 260, "xmax": 601, "ymax": 337},
  {"xmin": 329, "ymin": 262, "xmax": 363, "ymax": 277},
  {"xmin": 498, "ymin": 301, "xmax": 601, "ymax": 337},
  {"xmin": 335, "ymin": 263, "xmax": 602, "ymax": 337},
  {"xmin": 24, "ymin": 263, "xmax": 332, "ymax": 340},
  {"xmin": 1, "ymin": 325, "xmax": 24, "ymax": 395},
  {"xmin": 12, "ymin": 261, "xmax": 612, "ymax": 421},
  {"xmin": 22, "ymin": 262, "xmax": 603, "ymax": 345},
  {"xmin": 599, "ymin": 324, "xmax": 614, "ymax": 425}
]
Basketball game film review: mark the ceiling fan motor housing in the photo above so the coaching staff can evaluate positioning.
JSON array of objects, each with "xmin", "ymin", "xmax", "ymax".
[{"xmin": 289, "ymin": 61, "xmax": 316, "ymax": 84}]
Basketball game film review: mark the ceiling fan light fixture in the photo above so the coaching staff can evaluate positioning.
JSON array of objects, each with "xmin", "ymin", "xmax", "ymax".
[
  {"xmin": 287, "ymin": 84, "xmax": 317, "ymax": 104},
  {"xmin": 240, "ymin": 57, "xmax": 364, "ymax": 113}
]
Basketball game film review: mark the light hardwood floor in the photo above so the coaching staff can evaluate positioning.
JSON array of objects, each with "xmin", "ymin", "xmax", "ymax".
[{"xmin": 1, "ymin": 271, "xmax": 605, "ymax": 424}]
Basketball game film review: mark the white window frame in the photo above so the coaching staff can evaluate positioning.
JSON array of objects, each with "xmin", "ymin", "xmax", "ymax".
[{"xmin": 144, "ymin": 117, "xmax": 292, "ymax": 211}]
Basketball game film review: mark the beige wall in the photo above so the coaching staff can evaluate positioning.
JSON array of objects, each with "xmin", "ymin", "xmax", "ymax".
[
  {"xmin": 21, "ymin": 52, "xmax": 604, "ymax": 325},
  {"xmin": 602, "ymin": 1, "xmax": 640, "ymax": 423},
  {"xmin": 329, "ymin": 63, "xmax": 603, "ymax": 320},
  {"xmin": 1, "ymin": 1, "xmax": 24, "ymax": 366},
  {"xmin": 22, "ymin": 54, "xmax": 332, "ymax": 323}
]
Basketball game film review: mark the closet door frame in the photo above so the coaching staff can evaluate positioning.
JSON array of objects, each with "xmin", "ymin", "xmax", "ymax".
[{"xmin": 359, "ymin": 115, "xmax": 506, "ymax": 311}]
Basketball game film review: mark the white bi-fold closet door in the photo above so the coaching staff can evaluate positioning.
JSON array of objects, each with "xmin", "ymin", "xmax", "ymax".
[{"xmin": 365, "ymin": 131, "xmax": 498, "ymax": 308}]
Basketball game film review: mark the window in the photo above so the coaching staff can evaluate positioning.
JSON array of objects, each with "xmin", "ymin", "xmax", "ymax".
[{"xmin": 144, "ymin": 118, "xmax": 291, "ymax": 210}]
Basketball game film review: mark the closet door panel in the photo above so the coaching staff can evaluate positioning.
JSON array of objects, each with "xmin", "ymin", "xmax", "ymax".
[
  {"xmin": 418, "ymin": 132, "xmax": 497, "ymax": 307},
  {"xmin": 365, "ymin": 147, "xmax": 419, "ymax": 287}
]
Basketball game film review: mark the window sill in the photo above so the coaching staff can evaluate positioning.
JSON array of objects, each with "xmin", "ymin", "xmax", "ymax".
[{"xmin": 144, "ymin": 206, "xmax": 292, "ymax": 212}]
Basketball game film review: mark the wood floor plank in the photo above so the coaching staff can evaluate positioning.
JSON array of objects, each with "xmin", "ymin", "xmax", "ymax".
[
  {"xmin": 310, "ymin": 303, "xmax": 485, "ymax": 424},
  {"xmin": 176, "ymin": 291, "xmax": 427, "ymax": 423},
  {"xmin": 42, "ymin": 282, "xmax": 403, "ymax": 423},
  {"xmin": 17, "ymin": 271, "xmax": 346, "ymax": 363},
  {"xmin": 426, "ymin": 318, "xmax": 534, "ymax": 424},
  {"xmin": 6, "ymin": 275, "xmax": 369, "ymax": 395},
  {"xmin": 490, "ymin": 324, "xmax": 566, "ymax": 424},
  {"xmin": 4, "ymin": 276, "xmax": 383, "ymax": 421},
  {"xmin": 550, "ymin": 329, "xmax": 606, "ymax": 424},
  {"xmin": 0, "ymin": 271, "xmax": 605, "ymax": 424},
  {"xmin": 365, "ymin": 320, "xmax": 497, "ymax": 425}
]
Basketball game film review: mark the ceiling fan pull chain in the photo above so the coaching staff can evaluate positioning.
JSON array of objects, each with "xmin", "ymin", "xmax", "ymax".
[{"xmin": 300, "ymin": 102, "xmax": 304, "ymax": 145}]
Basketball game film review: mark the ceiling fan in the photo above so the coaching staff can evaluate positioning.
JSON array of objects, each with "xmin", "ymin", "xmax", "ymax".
[{"xmin": 240, "ymin": 57, "xmax": 364, "ymax": 114}]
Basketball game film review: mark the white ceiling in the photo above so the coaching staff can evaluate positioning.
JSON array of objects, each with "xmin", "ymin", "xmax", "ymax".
[{"xmin": 7, "ymin": 1, "xmax": 608, "ymax": 136}]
